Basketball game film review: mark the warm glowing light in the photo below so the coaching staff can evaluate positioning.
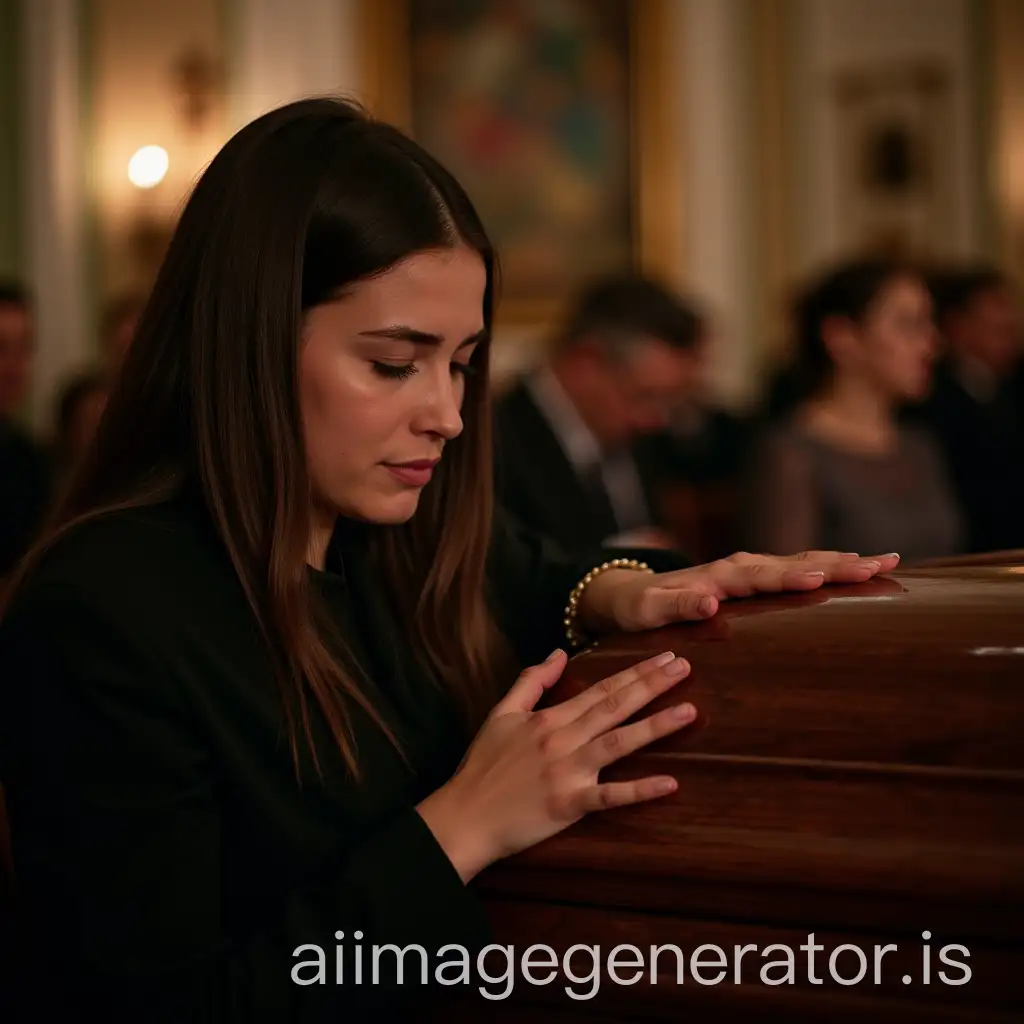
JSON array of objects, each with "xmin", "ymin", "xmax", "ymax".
[{"xmin": 128, "ymin": 146, "xmax": 169, "ymax": 188}]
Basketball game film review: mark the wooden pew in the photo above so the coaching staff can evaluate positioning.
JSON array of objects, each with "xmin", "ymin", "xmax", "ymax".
[{"xmin": 430, "ymin": 562, "xmax": 1024, "ymax": 1022}]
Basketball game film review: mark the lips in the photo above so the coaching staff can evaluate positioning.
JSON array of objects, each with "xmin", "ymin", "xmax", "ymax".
[{"xmin": 384, "ymin": 458, "xmax": 439, "ymax": 487}]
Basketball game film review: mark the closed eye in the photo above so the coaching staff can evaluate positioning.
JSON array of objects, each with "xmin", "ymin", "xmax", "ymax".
[
  {"xmin": 372, "ymin": 362, "xmax": 417, "ymax": 380},
  {"xmin": 371, "ymin": 360, "xmax": 478, "ymax": 380}
]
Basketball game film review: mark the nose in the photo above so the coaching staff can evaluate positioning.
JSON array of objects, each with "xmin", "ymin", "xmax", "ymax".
[{"xmin": 412, "ymin": 367, "xmax": 465, "ymax": 441}]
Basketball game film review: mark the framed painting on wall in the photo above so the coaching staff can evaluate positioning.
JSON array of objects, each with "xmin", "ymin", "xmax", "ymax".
[
  {"xmin": 832, "ymin": 60, "xmax": 954, "ymax": 263},
  {"xmin": 359, "ymin": 0, "xmax": 680, "ymax": 330}
]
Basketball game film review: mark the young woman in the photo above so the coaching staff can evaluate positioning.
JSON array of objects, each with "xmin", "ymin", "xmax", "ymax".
[
  {"xmin": 746, "ymin": 259, "xmax": 963, "ymax": 561},
  {"xmin": 0, "ymin": 99, "xmax": 896, "ymax": 1022}
]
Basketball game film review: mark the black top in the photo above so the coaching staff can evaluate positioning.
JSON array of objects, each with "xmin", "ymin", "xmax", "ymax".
[{"xmin": 0, "ymin": 488, "xmax": 687, "ymax": 1022}]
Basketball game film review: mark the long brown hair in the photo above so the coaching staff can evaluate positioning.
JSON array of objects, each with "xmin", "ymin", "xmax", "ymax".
[{"xmin": 5, "ymin": 97, "xmax": 511, "ymax": 778}]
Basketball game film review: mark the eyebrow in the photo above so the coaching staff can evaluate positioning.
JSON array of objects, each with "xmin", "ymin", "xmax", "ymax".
[{"xmin": 358, "ymin": 325, "xmax": 485, "ymax": 349}]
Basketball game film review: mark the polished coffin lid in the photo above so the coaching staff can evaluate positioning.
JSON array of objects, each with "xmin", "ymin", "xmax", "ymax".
[
  {"xmin": 551, "ymin": 565, "xmax": 1024, "ymax": 772},
  {"xmin": 462, "ymin": 566, "xmax": 1024, "ymax": 1020}
]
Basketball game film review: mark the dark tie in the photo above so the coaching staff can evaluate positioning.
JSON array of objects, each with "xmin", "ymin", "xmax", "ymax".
[
  {"xmin": 602, "ymin": 450, "xmax": 652, "ymax": 532},
  {"xmin": 577, "ymin": 460, "xmax": 619, "ymax": 539}
]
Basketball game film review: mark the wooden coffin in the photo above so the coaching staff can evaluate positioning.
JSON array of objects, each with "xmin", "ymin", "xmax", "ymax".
[{"xmin": 431, "ymin": 563, "xmax": 1024, "ymax": 1022}]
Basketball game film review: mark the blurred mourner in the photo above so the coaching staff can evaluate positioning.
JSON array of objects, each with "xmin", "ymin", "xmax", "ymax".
[
  {"xmin": 493, "ymin": 274, "xmax": 704, "ymax": 555},
  {"xmin": 914, "ymin": 266, "xmax": 1024, "ymax": 554}
]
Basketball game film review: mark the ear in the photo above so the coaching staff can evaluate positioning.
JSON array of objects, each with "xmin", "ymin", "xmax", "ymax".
[{"xmin": 819, "ymin": 314, "xmax": 860, "ymax": 365}]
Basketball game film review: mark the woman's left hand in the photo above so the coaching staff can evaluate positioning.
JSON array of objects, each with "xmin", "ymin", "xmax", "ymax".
[{"xmin": 577, "ymin": 550, "xmax": 900, "ymax": 636}]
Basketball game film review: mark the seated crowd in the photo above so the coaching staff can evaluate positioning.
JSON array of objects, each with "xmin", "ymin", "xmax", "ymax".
[{"xmin": 1, "ymin": 258, "xmax": 1022, "ymax": 596}]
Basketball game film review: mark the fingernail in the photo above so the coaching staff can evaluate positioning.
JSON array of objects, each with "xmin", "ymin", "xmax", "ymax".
[
  {"xmin": 652, "ymin": 651, "xmax": 676, "ymax": 667},
  {"xmin": 654, "ymin": 777, "xmax": 677, "ymax": 794},
  {"xmin": 672, "ymin": 702, "xmax": 696, "ymax": 719},
  {"xmin": 546, "ymin": 649, "xmax": 563, "ymax": 662},
  {"xmin": 697, "ymin": 595, "xmax": 715, "ymax": 616},
  {"xmin": 664, "ymin": 657, "xmax": 688, "ymax": 678},
  {"xmin": 859, "ymin": 560, "xmax": 881, "ymax": 570},
  {"xmin": 801, "ymin": 570, "xmax": 825, "ymax": 578}
]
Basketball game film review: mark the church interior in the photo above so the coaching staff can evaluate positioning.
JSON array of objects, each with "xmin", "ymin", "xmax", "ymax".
[{"xmin": 1, "ymin": 1, "xmax": 1022, "ymax": 1021}]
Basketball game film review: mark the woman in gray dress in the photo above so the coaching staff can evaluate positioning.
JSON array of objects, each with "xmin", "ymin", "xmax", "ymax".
[{"xmin": 747, "ymin": 259, "xmax": 963, "ymax": 562}]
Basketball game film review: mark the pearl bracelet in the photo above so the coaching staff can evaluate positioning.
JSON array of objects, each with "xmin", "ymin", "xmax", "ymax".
[{"xmin": 563, "ymin": 557, "xmax": 655, "ymax": 648}]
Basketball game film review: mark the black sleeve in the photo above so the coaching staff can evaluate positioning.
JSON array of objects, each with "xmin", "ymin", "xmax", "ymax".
[
  {"xmin": 485, "ymin": 506, "xmax": 692, "ymax": 668},
  {"xmin": 0, "ymin": 584, "xmax": 491, "ymax": 1023}
]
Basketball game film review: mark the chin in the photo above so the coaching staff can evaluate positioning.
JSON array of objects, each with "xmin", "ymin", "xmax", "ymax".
[
  {"xmin": 904, "ymin": 380, "xmax": 931, "ymax": 403},
  {"xmin": 889, "ymin": 373, "xmax": 927, "ymax": 404},
  {"xmin": 357, "ymin": 490, "xmax": 422, "ymax": 525}
]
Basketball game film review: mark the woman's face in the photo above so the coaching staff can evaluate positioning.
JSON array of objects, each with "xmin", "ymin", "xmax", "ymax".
[
  {"xmin": 298, "ymin": 245, "xmax": 486, "ymax": 525},
  {"xmin": 837, "ymin": 276, "xmax": 937, "ymax": 402}
]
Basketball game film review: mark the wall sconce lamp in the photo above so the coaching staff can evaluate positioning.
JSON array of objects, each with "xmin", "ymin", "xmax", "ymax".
[{"xmin": 128, "ymin": 145, "xmax": 169, "ymax": 189}]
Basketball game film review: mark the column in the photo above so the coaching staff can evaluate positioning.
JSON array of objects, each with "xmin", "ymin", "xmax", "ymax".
[
  {"xmin": 680, "ymin": 0, "xmax": 758, "ymax": 409},
  {"xmin": 22, "ymin": 0, "xmax": 89, "ymax": 430},
  {"xmin": 230, "ymin": 0, "xmax": 363, "ymax": 131}
]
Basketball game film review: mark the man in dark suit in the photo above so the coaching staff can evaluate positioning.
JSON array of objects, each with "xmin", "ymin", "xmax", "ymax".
[
  {"xmin": 916, "ymin": 266, "xmax": 1024, "ymax": 554},
  {"xmin": 493, "ymin": 274, "xmax": 704, "ymax": 556}
]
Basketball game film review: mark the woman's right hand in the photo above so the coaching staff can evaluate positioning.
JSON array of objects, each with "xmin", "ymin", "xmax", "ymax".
[{"xmin": 416, "ymin": 648, "xmax": 695, "ymax": 883}]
